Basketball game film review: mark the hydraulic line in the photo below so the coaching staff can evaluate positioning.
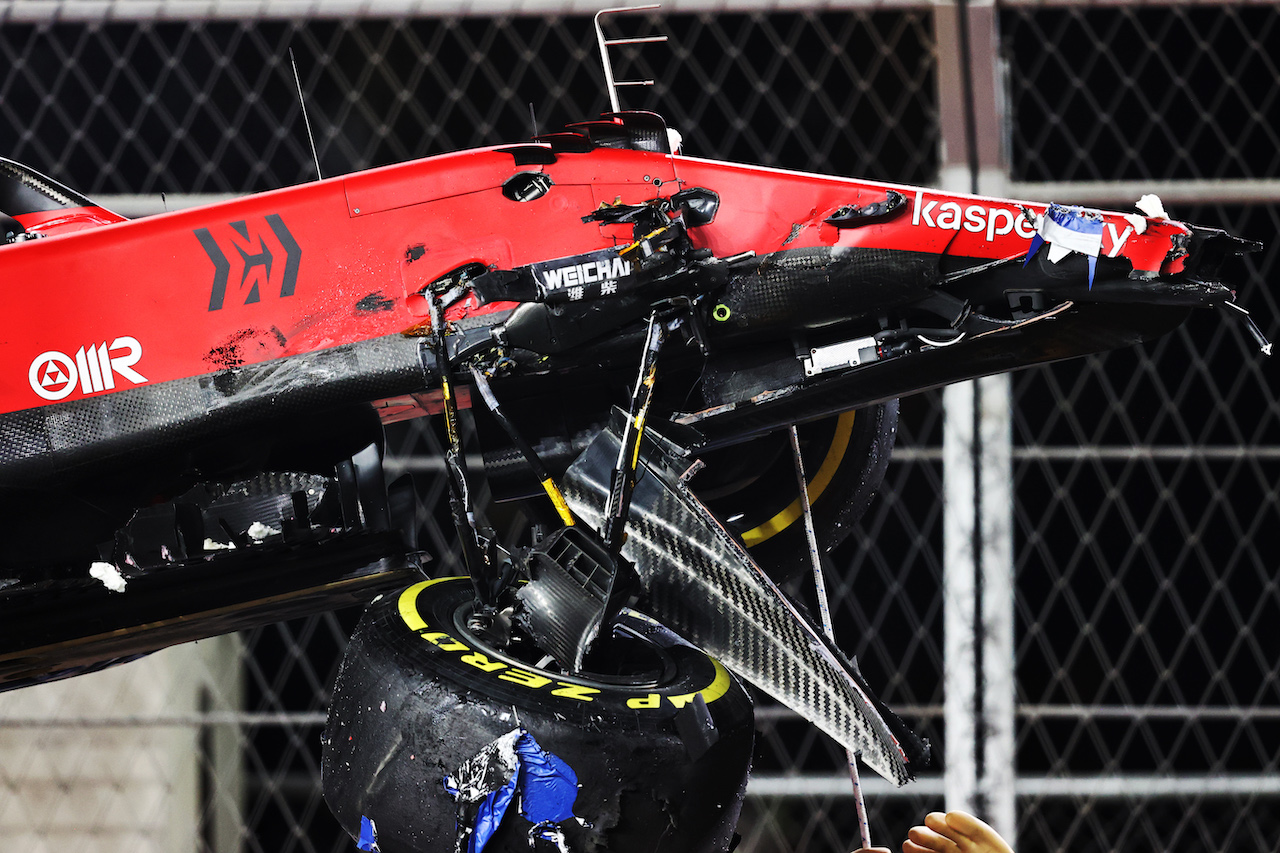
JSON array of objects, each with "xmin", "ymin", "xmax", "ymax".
[
  {"xmin": 468, "ymin": 365, "xmax": 576, "ymax": 528},
  {"xmin": 428, "ymin": 293, "xmax": 493, "ymax": 605}
]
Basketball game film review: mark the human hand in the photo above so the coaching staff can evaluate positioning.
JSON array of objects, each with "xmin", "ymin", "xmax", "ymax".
[
  {"xmin": 903, "ymin": 811, "xmax": 1014, "ymax": 853},
  {"xmin": 850, "ymin": 847, "xmax": 891, "ymax": 853}
]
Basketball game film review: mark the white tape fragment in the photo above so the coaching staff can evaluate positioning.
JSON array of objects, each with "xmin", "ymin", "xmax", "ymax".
[
  {"xmin": 1037, "ymin": 209, "xmax": 1103, "ymax": 263},
  {"xmin": 1136, "ymin": 194, "xmax": 1167, "ymax": 219}
]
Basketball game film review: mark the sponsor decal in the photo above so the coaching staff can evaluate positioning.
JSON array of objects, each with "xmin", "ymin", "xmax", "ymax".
[
  {"xmin": 29, "ymin": 336, "xmax": 147, "ymax": 401},
  {"xmin": 912, "ymin": 190, "xmax": 1037, "ymax": 241},
  {"xmin": 529, "ymin": 250, "xmax": 634, "ymax": 304},
  {"xmin": 538, "ymin": 255, "xmax": 631, "ymax": 298},
  {"xmin": 1104, "ymin": 221, "xmax": 1135, "ymax": 257},
  {"xmin": 195, "ymin": 214, "xmax": 301, "ymax": 311}
]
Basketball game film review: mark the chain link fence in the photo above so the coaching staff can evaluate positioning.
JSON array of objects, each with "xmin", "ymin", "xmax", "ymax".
[
  {"xmin": 1, "ymin": 3, "xmax": 1276, "ymax": 852},
  {"xmin": 999, "ymin": 6, "xmax": 1280, "ymax": 850}
]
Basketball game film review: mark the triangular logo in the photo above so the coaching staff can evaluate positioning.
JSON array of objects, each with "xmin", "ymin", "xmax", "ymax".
[{"xmin": 41, "ymin": 366, "xmax": 68, "ymax": 387}]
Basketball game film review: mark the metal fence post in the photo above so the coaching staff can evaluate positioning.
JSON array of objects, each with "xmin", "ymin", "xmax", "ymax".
[
  {"xmin": 943, "ymin": 379, "xmax": 1015, "ymax": 843},
  {"xmin": 936, "ymin": 0, "xmax": 1017, "ymax": 844}
]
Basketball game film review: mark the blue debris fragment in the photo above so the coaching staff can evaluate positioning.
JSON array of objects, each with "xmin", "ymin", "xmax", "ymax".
[
  {"xmin": 514, "ymin": 730, "xmax": 578, "ymax": 824},
  {"xmin": 1024, "ymin": 203, "xmax": 1105, "ymax": 288},
  {"xmin": 444, "ymin": 728, "xmax": 580, "ymax": 853},
  {"xmin": 470, "ymin": 771, "xmax": 519, "ymax": 853},
  {"xmin": 357, "ymin": 815, "xmax": 381, "ymax": 852}
]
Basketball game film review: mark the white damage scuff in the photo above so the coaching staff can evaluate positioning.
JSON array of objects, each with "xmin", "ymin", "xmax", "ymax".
[
  {"xmin": 89, "ymin": 561, "xmax": 127, "ymax": 593},
  {"xmin": 247, "ymin": 521, "xmax": 281, "ymax": 541}
]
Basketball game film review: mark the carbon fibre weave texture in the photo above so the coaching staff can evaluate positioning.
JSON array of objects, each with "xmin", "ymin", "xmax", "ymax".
[
  {"xmin": 715, "ymin": 247, "xmax": 938, "ymax": 336},
  {"xmin": 560, "ymin": 424, "xmax": 912, "ymax": 786},
  {"xmin": 0, "ymin": 334, "xmax": 433, "ymax": 485}
]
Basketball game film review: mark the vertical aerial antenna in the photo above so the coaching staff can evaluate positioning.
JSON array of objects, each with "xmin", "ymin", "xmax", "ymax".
[
  {"xmin": 594, "ymin": 5, "xmax": 667, "ymax": 113},
  {"xmin": 289, "ymin": 48, "xmax": 323, "ymax": 180}
]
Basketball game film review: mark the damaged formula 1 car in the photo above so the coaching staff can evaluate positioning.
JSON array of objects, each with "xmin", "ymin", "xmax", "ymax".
[{"xmin": 0, "ymin": 15, "xmax": 1269, "ymax": 852}]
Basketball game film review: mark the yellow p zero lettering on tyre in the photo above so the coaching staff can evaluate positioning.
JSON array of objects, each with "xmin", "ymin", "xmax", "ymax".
[
  {"xmin": 461, "ymin": 652, "xmax": 507, "ymax": 673},
  {"xmin": 667, "ymin": 658, "xmax": 733, "ymax": 708},
  {"xmin": 499, "ymin": 668, "xmax": 553, "ymax": 689},
  {"xmin": 551, "ymin": 683, "xmax": 600, "ymax": 702},
  {"xmin": 627, "ymin": 693, "xmax": 661, "ymax": 709},
  {"xmin": 397, "ymin": 577, "xmax": 463, "ymax": 632},
  {"xmin": 424, "ymin": 632, "xmax": 469, "ymax": 652}
]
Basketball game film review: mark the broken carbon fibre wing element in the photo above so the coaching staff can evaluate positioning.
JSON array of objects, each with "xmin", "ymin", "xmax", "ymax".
[
  {"xmin": 472, "ymin": 190, "xmax": 723, "ymax": 308},
  {"xmin": 428, "ymin": 292, "xmax": 498, "ymax": 609},
  {"xmin": 558, "ymin": 420, "xmax": 928, "ymax": 785}
]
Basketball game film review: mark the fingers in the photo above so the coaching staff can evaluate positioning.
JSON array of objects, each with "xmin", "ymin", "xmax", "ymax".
[
  {"xmin": 901, "ymin": 811, "xmax": 1016, "ymax": 853},
  {"xmin": 941, "ymin": 811, "xmax": 1015, "ymax": 853},
  {"xmin": 923, "ymin": 812, "xmax": 953, "ymax": 835},
  {"xmin": 903, "ymin": 809, "xmax": 1019, "ymax": 853},
  {"xmin": 905, "ymin": 819, "xmax": 963, "ymax": 853}
]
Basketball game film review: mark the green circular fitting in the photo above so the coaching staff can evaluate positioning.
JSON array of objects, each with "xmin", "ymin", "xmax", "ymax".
[{"xmin": 712, "ymin": 304, "xmax": 732, "ymax": 322}]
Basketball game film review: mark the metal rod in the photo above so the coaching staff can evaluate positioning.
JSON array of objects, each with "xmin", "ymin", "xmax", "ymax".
[
  {"xmin": 604, "ymin": 36, "xmax": 668, "ymax": 45},
  {"xmin": 978, "ymin": 374, "xmax": 1016, "ymax": 843},
  {"xmin": 788, "ymin": 425, "xmax": 872, "ymax": 851},
  {"xmin": 288, "ymin": 48, "xmax": 322, "ymax": 180},
  {"xmin": 12, "ymin": 0, "xmax": 1278, "ymax": 23},
  {"xmin": 594, "ymin": 4, "xmax": 662, "ymax": 113}
]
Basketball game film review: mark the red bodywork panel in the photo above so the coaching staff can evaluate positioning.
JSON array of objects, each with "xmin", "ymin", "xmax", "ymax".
[
  {"xmin": 2, "ymin": 145, "xmax": 666, "ymax": 414},
  {"xmin": 674, "ymin": 157, "xmax": 1188, "ymax": 270},
  {"xmin": 2, "ymin": 142, "xmax": 1189, "ymax": 419}
]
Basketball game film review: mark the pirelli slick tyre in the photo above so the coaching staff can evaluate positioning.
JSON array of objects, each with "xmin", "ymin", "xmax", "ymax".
[
  {"xmin": 699, "ymin": 401, "xmax": 898, "ymax": 581},
  {"xmin": 322, "ymin": 577, "xmax": 755, "ymax": 853}
]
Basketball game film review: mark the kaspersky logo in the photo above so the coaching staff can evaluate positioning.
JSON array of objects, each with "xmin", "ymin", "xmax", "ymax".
[{"xmin": 29, "ymin": 336, "xmax": 148, "ymax": 401}]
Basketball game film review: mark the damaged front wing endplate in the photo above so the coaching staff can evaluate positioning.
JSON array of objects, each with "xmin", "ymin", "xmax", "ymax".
[{"xmin": 559, "ymin": 413, "xmax": 928, "ymax": 786}]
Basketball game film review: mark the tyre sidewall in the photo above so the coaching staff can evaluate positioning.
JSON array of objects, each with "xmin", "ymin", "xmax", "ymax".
[{"xmin": 323, "ymin": 578, "xmax": 754, "ymax": 853}]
